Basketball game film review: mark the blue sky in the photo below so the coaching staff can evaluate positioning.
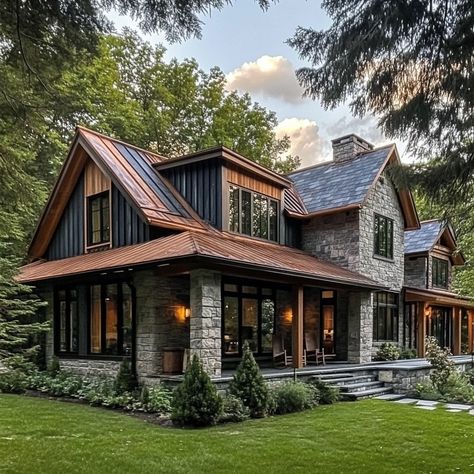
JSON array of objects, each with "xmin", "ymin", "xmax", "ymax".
[{"xmin": 109, "ymin": 1, "xmax": 402, "ymax": 167}]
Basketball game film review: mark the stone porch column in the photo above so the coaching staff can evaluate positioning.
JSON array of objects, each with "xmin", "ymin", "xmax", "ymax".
[
  {"xmin": 189, "ymin": 269, "xmax": 222, "ymax": 377},
  {"xmin": 347, "ymin": 291, "xmax": 373, "ymax": 363}
]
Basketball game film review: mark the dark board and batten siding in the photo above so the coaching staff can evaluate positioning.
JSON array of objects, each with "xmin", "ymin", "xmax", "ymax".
[
  {"xmin": 112, "ymin": 185, "xmax": 149, "ymax": 247},
  {"xmin": 163, "ymin": 159, "xmax": 222, "ymax": 228},
  {"xmin": 47, "ymin": 173, "xmax": 85, "ymax": 260}
]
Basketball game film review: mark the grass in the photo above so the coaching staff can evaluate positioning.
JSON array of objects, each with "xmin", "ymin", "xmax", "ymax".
[{"xmin": 1, "ymin": 395, "xmax": 473, "ymax": 473}]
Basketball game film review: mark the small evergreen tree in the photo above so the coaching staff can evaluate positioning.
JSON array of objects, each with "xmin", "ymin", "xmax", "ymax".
[
  {"xmin": 114, "ymin": 359, "xmax": 137, "ymax": 394},
  {"xmin": 171, "ymin": 354, "xmax": 223, "ymax": 427},
  {"xmin": 228, "ymin": 342, "xmax": 269, "ymax": 418},
  {"xmin": 0, "ymin": 248, "xmax": 49, "ymax": 369}
]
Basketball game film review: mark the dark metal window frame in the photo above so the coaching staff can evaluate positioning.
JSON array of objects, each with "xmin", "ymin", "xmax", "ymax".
[
  {"xmin": 87, "ymin": 191, "xmax": 110, "ymax": 246},
  {"xmin": 222, "ymin": 279, "xmax": 276, "ymax": 357},
  {"xmin": 432, "ymin": 257, "xmax": 449, "ymax": 289},
  {"xmin": 54, "ymin": 287, "xmax": 79, "ymax": 354},
  {"xmin": 228, "ymin": 185, "xmax": 279, "ymax": 242},
  {"xmin": 87, "ymin": 281, "xmax": 134, "ymax": 357},
  {"xmin": 373, "ymin": 291, "xmax": 399, "ymax": 342},
  {"xmin": 374, "ymin": 213, "xmax": 394, "ymax": 260}
]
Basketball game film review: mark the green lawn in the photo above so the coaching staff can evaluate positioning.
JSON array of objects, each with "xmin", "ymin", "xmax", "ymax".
[{"xmin": 0, "ymin": 395, "xmax": 473, "ymax": 473}]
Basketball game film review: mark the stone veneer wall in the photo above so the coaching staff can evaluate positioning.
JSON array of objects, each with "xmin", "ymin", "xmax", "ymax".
[
  {"xmin": 347, "ymin": 291, "xmax": 373, "ymax": 363},
  {"xmin": 189, "ymin": 269, "xmax": 222, "ymax": 377},
  {"xmin": 404, "ymin": 256, "xmax": 427, "ymax": 288}
]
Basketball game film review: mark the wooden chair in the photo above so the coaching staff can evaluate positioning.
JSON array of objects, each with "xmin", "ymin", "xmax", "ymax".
[
  {"xmin": 272, "ymin": 334, "xmax": 292, "ymax": 367},
  {"xmin": 304, "ymin": 332, "xmax": 325, "ymax": 365}
]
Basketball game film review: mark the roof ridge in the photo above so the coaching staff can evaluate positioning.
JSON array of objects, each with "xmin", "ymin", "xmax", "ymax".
[{"xmin": 77, "ymin": 125, "xmax": 167, "ymax": 162}]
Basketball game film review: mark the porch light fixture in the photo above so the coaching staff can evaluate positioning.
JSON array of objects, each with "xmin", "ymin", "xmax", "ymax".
[{"xmin": 185, "ymin": 308, "xmax": 191, "ymax": 318}]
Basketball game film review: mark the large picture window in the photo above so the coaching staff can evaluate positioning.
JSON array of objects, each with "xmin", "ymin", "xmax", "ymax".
[
  {"xmin": 373, "ymin": 292, "xmax": 398, "ymax": 341},
  {"xmin": 228, "ymin": 186, "xmax": 278, "ymax": 242},
  {"xmin": 432, "ymin": 257, "xmax": 448, "ymax": 288},
  {"xmin": 374, "ymin": 214, "xmax": 394, "ymax": 259},
  {"xmin": 87, "ymin": 191, "xmax": 110, "ymax": 246},
  {"xmin": 223, "ymin": 282, "xmax": 275, "ymax": 356},
  {"xmin": 89, "ymin": 282, "xmax": 133, "ymax": 356},
  {"xmin": 55, "ymin": 289, "xmax": 78, "ymax": 353}
]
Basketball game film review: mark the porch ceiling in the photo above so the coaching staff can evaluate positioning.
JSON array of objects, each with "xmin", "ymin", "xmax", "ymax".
[
  {"xmin": 18, "ymin": 230, "xmax": 384, "ymax": 290},
  {"xmin": 404, "ymin": 286, "xmax": 474, "ymax": 308}
]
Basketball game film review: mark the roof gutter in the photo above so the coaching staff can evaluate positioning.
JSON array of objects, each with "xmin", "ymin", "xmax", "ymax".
[{"xmin": 285, "ymin": 203, "xmax": 362, "ymax": 220}]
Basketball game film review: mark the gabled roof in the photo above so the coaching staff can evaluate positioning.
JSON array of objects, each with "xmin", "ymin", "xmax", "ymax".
[
  {"xmin": 28, "ymin": 127, "xmax": 205, "ymax": 259},
  {"xmin": 286, "ymin": 145, "xmax": 420, "ymax": 229},
  {"xmin": 18, "ymin": 230, "xmax": 384, "ymax": 290},
  {"xmin": 404, "ymin": 219, "xmax": 465, "ymax": 265}
]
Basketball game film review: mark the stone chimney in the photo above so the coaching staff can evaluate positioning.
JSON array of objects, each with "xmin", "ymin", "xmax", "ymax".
[{"xmin": 331, "ymin": 134, "xmax": 374, "ymax": 163}]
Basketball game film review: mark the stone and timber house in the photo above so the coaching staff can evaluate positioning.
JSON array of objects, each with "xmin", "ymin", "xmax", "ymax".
[{"xmin": 18, "ymin": 129, "xmax": 474, "ymax": 381}]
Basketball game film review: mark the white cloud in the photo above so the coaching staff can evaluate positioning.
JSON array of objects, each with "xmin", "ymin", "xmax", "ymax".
[
  {"xmin": 226, "ymin": 56, "xmax": 304, "ymax": 104},
  {"xmin": 275, "ymin": 118, "xmax": 326, "ymax": 168}
]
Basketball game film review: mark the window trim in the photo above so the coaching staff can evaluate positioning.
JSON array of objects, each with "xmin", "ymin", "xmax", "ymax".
[
  {"xmin": 86, "ymin": 191, "xmax": 111, "ymax": 247},
  {"xmin": 432, "ymin": 257, "xmax": 449, "ymax": 289},
  {"xmin": 374, "ymin": 213, "xmax": 394, "ymax": 260},
  {"xmin": 228, "ymin": 185, "xmax": 279, "ymax": 242},
  {"xmin": 373, "ymin": 291, "xmax": 399, "ymax": 342}
]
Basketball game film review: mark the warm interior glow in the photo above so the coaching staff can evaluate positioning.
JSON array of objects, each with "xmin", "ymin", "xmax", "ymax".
[
  {"xmin": 174, "ymin": 305, "xmax": 188, "ymax": 322},
  {"xmin": 185, "ymin": 308, "xmax": 191, "ymax": 318},
  {"xmin": 283, "ymin": 306, "xmax": 293, "ymax": 323}
]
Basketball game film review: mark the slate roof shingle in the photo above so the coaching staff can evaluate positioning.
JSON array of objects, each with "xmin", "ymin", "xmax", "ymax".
[
  {"xmin": 286, "ymin": 146, "xmax": 392, "ymax": 215},
  {"xmin": 404, "ymin": 220, "xmax": 443, "ymax": 254}
]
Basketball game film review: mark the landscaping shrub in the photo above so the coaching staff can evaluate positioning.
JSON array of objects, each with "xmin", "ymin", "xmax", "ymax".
[
  {"xmin": 399, "ymin": 347, "xmax": 417, "ymax": 360},
  {"xmin": 375, "ymin": 343, "xmax": 401, "ymax": 361},
  {"xmin": 171, "ymin": 355, "xmax": 223, "ymax": 427},
  {"xmin": 442, "ymin": 372, "xmax": 474, "ymax": 404},
  {"xmin": 309, "ymin": 379, "xmax": 340, "ymax": 404},
  {"xmin": 47, "ymin": 356, "xmax": 61, "ymax": 377},
  {"xmin": 220, "ymin": 394, "xmax": 250, "ymax": 423},
  {"xmin": 0, "ymin": 370, "xmax": 28, "ymax": 393},
  {"xmin": 272, "ymin": 381, "xmax": 318, "ymax": 414},
  {"xmin": 114, "ymin": 359, "xmax": 137, "ymax": 394},
  {"xmin": 146, "ymin": 385, "xmax": 173, "ymax": 414},
  {"xmin": 413, "ymin": 379, "xmax": 441, "ymax": 401},
  {"xmin": 228, "ymin": 342, "xmax": 269, "ymax": 418},
  {"xmin": 464, "ymin": 368, "xmax": 474, "ymax": 385},
  {"xmin": 425, "ymin": 336, "xmax": 455, "ymax": 392}
]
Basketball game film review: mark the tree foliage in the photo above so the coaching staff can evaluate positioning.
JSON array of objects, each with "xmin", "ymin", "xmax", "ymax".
[{"xmin": 289, "ymin": 0, "xmax": 474, "ymax": 204}]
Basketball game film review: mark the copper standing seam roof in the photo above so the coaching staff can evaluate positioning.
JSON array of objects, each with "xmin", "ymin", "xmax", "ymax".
[
  {"xmin": 404, "ymin": 287, "xmax": 474, "ymax": 309},
  {"xmin": 18, "ymin": 231, "xmax": 383, "ymax": 289}
]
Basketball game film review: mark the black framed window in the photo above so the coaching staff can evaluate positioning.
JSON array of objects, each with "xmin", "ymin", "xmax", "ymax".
[
  {"xmin": 373, "ymin": 292, "xmax": 398, "ymax": 341},
  {"xmin": 55, "ymin": 289, "xmax": 78, "ymax": 353},
  {"xmin": 432, "ymin": 257, "xmax": 448, "ymax": 288},
  {"xmin": 374, "ymin": 214, "xmax": 394, "ymax": 259},
  {"xmin": 87, "ymin": 191, "xmax": 110, "ymax": 246},
  {"xmin": 222, "ymin": 282, "xmax": 275, "ymax": 356},
  {"xmin": 228, "ymin": 185, "xmax": 278, "ymax": 242},
  {"xmin": 89, "ymin": 282, "xmax": 133, "ymax": 356}
]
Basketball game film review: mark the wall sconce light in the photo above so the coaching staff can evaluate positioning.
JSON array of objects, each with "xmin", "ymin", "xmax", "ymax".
[
  {"xmin": 283, "ymin": 306, "xmax": 293, "ymax": 323},
  {"xmin": 425, "ymin": 307, "xmax": 431, "ymax": 318},
  {"xmin": 185, "ymin": 308, "xmax": 191, "ymax": 319}
]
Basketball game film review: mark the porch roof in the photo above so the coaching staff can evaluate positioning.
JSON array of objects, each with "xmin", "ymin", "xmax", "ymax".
[
  {"xmin": 18, "ymin": 231, "xmax": 383, "ymax": 290},
  {"xmin": 404, "ymin": 286, "xmax": 474, "ymax": 308}
]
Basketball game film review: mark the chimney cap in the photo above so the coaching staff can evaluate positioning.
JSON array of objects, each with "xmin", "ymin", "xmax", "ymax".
[{"xmin": 331, "ymin": 133, "xmax": 374, "ymax": 151}]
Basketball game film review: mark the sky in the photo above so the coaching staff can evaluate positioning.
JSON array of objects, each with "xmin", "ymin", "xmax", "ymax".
[{"xmin": 108, "ymin": 1, "xmax": 405, "ymax": 168}]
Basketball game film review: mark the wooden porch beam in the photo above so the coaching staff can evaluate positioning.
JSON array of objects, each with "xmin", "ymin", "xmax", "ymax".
[
  {"xmin": 292, "ymin": 285, "xmax": 304, "ymax": 369},
  {"xmin": 417, "ymin": 302, "xmax": 427, "ymax": 358},
  {"xmin": 453, "ymin": 307, "xmax": 461, "ymax": 355}
]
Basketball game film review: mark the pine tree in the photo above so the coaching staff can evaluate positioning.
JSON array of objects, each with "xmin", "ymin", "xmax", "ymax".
[
  {"xmin": 0, "ymin": 246, "xmax": 49, "ymax": 368},
  {"xmin": 228, "ymin": 342, "xmax": 269, "ymax": 418},
  {"xmin": 171, "ymin": 354, "xmax": 223, "ymax": 427}
]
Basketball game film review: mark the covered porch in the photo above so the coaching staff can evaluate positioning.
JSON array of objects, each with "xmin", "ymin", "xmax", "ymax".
[{"xmin": 404, "ymin": 287, "xmax": 474, "ymax": 357}]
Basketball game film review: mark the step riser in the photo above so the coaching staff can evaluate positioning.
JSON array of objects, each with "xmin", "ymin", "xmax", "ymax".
[
  {"xmin": 325, "ymin": 377, "xmax": 377, "ymax": 386},
  {"xmin": 340, "ymin": 383, "xmax": 385, "ymax": 393}
]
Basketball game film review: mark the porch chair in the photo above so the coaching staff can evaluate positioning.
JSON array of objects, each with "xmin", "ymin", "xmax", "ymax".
[
  {"xmin": 272, "ymin": 334, "xmax": 292, "ymax": 368},
  {"xmin": 304, "ymin": 332, "xmax": 325, "ymax": 366}
]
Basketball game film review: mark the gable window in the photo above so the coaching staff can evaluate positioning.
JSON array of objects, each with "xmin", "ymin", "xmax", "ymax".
[
  {"xmin": 89, "ymin": 282, "xmax": 133, "ymax": 356},
  {"xmin": 374, "ymin": 214, "xmax": 394, "ymax": 259},
  {"xmin": 432, "ymin": 257, "xmax": 448, "ymax": 288},
  {"xmin": 55, "ymin": 289, "xmax": 78, "ymax": 353},
  {"xmin": 87, "ymin": 191, "xmax": 110, "ymax": 246},
  {"xmin": 228, "ymin": 185, "xmax": 278, "ymax": 242},
  {"xmin": 373, "ymin": 292, "xmax": 398, "ymax": 341}
]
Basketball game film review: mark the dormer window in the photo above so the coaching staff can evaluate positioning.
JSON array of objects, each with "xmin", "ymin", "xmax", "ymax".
[
  {"xmin": 87, "ymin": 191, "xmax": 110, "ymax": 246},
  {"xmin": 229, "ymin": 185, "xmax": 278, "ymax": 242},
  {"xmin": 432, "ymin": 257, "xmax": 448, "ymax": 288}
]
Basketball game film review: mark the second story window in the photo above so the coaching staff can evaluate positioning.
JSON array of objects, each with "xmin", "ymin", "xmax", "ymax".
[
  {"xmin": 229, "ymin": 186, "xmax": 278, "ymax": 242},
  {"xmin": 87, "ymin": 192, "xmax": 110, "ymax": 246},
  {"xmin": 432, "ymin": 257, "xmax": 448, "ymax": 288},
  {"xmin": 374, "ymin": 214, "xmax": 394, "ymax": 259}
]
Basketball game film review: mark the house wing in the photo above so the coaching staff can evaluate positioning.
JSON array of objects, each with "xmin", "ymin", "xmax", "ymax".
[
  {"xmin": 286, "ymin": 145, "xmax": 420, "ymax": 229},
  {"xmin": 28, "ymin": 127, "xmax": 205, "ymax": 259}
]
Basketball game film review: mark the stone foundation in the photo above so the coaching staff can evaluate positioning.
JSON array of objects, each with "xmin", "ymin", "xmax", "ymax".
[{"xmin": 59, "ymin": 358, "xmax": 121, "ymax": 378}]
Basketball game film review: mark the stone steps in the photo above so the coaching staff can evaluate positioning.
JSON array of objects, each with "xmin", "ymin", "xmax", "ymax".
[
  {"xmin": 316, "ymin": 374, "xmax": 377, "ymax": 385},
  {"xmin": 339, "ymin": 380, "xmax": 385, "ymax": 392},
  {"xmin": 342, "ymin": 386, "xmax": 394, "ymax": 401}
]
